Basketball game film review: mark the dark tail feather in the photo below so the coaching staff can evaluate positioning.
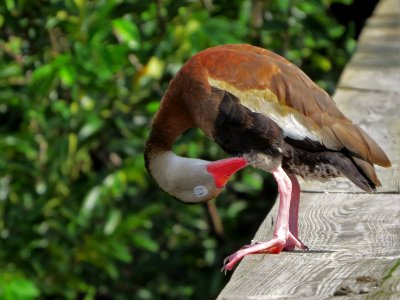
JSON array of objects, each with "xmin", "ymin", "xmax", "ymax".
[
  {"xmin": 351, "ymin": 156, "xmax": 381, "ymax": 187},
  {"xmin": 324, "ymin": 152, "xmax": 377, "ymax": 193}
]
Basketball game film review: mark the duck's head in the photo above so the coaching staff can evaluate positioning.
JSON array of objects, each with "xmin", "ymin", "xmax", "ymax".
[{"xmin": 147, "ymin": 152, "xmax": 248, "ymax": 203}]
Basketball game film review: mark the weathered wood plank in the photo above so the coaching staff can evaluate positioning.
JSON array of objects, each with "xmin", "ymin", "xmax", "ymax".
[
  {"xmin": 373, "ymin": 0, "xmax": 400, "ymax": 16},
  {"xmin": 360, "ymin": 15, "xmax": 400, "ymax": 47},
  {"xmin": 350, "ymin": 41, "xmax": 400, "ymax": 70},
  {"xmin": 337, "ymin": 2, "xmax": 400, "ymax": 92},
  {"xmin": 339, "ymin": 66, "xmax": 400, "ymax": 92},
  {"xmin": 338, "ymin": 13, "xmax": 400, "ymax": 92},
  {"xmin": 218, "ymin": 194, "xmax": 400, "ymax": 299}
]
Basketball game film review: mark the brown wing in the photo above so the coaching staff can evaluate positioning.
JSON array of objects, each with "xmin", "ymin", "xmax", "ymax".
[{"xmin": 196, "ymin": 44, "xmax": 391, "ymax": 168}]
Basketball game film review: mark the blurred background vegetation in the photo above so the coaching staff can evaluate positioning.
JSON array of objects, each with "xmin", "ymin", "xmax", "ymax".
[{"xmin": 0, "ymin": 0, "xmax": 378, "ymax": 299}]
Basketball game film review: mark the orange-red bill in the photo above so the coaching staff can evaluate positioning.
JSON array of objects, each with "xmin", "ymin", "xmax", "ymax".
[{"xmin": 206, "ymin": 157, "xmax": 248, "ymax": 188}]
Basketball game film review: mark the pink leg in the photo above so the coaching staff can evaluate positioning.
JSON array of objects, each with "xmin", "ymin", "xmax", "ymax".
[
  {"xmin": 284, "ymin": 175, "xmax": 301, "ymax": 250},
  {"xmin": 222, "ymin": 167, "xmax": 308, "ymax": 272}
]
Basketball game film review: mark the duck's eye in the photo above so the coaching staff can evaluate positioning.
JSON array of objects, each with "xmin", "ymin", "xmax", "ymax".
[{"xmin": 193, "ymin": 185, "xmax": 208, "ymax": 198}]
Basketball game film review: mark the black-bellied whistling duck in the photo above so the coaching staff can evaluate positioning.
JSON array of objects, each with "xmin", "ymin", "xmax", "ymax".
[{"xmin": 144, "ymin": 44, "xmax": 391, "ymax": 271}]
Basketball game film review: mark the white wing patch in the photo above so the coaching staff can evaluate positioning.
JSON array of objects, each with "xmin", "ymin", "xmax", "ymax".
[
  {"xmin": 208, "ymin": 77, "xmax": 321, "ymax": 142},
  {"xmin": 281, "ymin": 113, "xmax": 317, "ymax": 140}
]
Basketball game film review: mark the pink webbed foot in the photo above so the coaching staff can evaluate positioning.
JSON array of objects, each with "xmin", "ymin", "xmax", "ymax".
[
  {"xmin": 222, "ymin": 234, "xmax": 308, "ymax": 272},
  {"xmin": 222, "ymin": 238, "xmax": 285, "ymax": 272},
  {"xmin": 222, "ymin": 168, "xmax": 309, "ymax": 273}
]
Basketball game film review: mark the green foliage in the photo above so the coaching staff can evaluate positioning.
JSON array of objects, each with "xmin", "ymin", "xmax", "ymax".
[
  {"xmin": 0, "ymin": 0, "xmax": 356, "ymax": 299},
  {"xmin": 0, "ymin": 272, "xmax": 39, "ymax": 300}
]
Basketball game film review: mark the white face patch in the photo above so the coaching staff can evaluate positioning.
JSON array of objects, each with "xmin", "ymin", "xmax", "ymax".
[{"xmin": 193, "ymin": 186, "xmax": 209, "ymax": 198}]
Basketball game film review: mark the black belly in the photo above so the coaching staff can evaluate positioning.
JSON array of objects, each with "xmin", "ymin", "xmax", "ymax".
[{"xmin": 281, "ymin": 145, "xmax": 342, "ymax": 181}]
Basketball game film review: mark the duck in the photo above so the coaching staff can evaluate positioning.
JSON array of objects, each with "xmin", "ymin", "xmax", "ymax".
[{"xmin": 144, "ymin": 44, "xmax": 391, "ymax": 271}]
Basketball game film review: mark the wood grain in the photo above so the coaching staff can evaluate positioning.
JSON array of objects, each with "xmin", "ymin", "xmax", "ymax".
[
  {"xmin": 338, "ymin": 13, "xmax": 400, "ymax": 92},
  {"xmin": 218, "ymin": 0, "xmax": 400, "ymax": 298},
  {"xmin": 218, "ymin": 194, "xmax": 400, "ymax": 299},
  {"xmin": 374, "ymin": 0, "xmax": 400, "ymax": 16}
]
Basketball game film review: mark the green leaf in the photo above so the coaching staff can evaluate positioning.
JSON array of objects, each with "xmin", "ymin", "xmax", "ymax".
[
  {"xmin": 112, "ymin": 18, "xmax": 140, "ymax": 49},
  {"xmin": 78, "ymin": 116, "xmax": 104, "ymax": 141},
  {"xmin": 131, "ymin": 232, "xmax": 159, "ymax": 252},
  {"xmin": 0, "ymin": 273, "xmax": 40, "ymax": 300},
  {"xmin": 104, "ymin": 209, "xmax": 122, "ymax": 235},
  {"xmin": 80, "ymin": 186, "xmax": 101, "ymax": 217},
  {"xmin": 5, "ymin": 0, "xmax": 15, "ymax": 12},
  {"xmin": 0, "ymin": 64, "xmax": 21, "ymax": 79},
  {"xmin": 111, "ymin": 243, "xmax": 132, "ymax": 263},
  {"xmin": 29, "ymin": 64, "xmax": 56, "ymax": 94},
  {"xmin": 328, "ymin": 25, "xmax": 345, "ymax": 38},
  {"xmin": 59, "ymin": 64, "xmax": 76, "ymax": 87},
  {"xmin": 313, "ymin": 54, "xmax": 332, "ymax": 71},
  {"xmin": 227, "ymin": 201, "xmax": 247, "ymax": 219}
]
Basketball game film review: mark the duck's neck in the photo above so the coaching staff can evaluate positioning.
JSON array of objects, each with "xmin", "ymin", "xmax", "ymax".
[
  {"xmin": 144, "ymin": 88, "xmax": 196, "ymax": 180},
  {"xmin": 144, "ymin": 106, "xmax": 216, "ymax": 202}
]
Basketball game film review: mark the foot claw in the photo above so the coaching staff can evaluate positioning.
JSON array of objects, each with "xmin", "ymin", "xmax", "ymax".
[
  {"xmin": 222, "ymin": 253, "xmax": 237, "ymax": 273},
  {"xmin": 220, "ymin": 265, "xmax": 228, "ymax": 275},
  {"xmin": 284, "ymin": 232, "xmax": 308, "ymax": 251}
]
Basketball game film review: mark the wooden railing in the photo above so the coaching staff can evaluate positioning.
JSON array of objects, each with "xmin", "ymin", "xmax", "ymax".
[{"xmin": 218, "ymin": 0, "xmax": 400, "ymax": 298}]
